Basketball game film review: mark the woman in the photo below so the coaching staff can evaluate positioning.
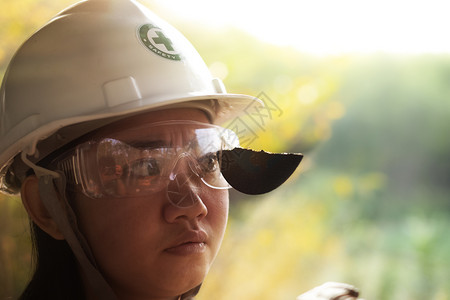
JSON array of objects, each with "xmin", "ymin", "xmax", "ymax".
[
  {"xmin": 19, "ymin": 108, "xmax": 237, "ymax": 299},
  {"xmin": 0, "ymin": 0, "xmax": 303, "ymax": 299}
]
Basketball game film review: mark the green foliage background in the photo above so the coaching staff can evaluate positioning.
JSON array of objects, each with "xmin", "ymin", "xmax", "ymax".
[{"xmin": 1, "ymin": 1, "xmax": 450, "ymax": 299}]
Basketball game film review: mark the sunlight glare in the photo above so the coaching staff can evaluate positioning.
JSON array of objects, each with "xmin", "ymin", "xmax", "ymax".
[{"xmin": 150, "ymin": 0, "xmax": 450, "ymax": 55}]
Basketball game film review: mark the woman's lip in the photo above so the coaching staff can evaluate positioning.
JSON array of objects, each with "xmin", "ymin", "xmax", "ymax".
[
  {"xmin": 165, "ymin": 242, "xmax": 207, "ymax": 255},
  {"xmin": 164, "ymin": 230, "xmax": 208, "ymax": 255}
]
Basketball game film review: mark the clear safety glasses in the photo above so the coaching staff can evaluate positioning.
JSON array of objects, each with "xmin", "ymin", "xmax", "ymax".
[{"xmin": 51, "ymin": 120, "xmax": 240, "ymax": 203}]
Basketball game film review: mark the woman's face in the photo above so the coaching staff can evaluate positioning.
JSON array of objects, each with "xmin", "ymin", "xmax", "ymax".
[{"xmin": 72, "ymin": 108, "xmax": 229, "ymax": 299}]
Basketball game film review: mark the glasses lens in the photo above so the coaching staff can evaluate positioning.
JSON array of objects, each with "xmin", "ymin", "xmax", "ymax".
[
  {"xmin": 56, "ymin": 121, "xmax": 239, "ymax": 199},
  {"xmin": 195, "ymin": 152, "xmax": 229, "ymax": 189}
]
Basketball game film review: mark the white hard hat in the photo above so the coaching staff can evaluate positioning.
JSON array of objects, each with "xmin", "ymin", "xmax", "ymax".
[{"xmin": 0, "ymin": 0, "xmax": 262, "ymax": 193}]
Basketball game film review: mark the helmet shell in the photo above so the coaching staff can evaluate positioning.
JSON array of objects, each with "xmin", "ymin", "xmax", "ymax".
[{"xmin": 0, "ymin": 0, "xmax": 261, "ymax": 193}]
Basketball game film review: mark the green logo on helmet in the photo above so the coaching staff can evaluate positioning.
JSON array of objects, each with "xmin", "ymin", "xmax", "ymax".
[{"xmin": 138, "ymin": 24, "xmax": 181, "ymax": 61}]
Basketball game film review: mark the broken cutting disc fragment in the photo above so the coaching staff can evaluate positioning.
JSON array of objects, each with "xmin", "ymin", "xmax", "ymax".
[{"xmin": 219, "ymin": 148, "xmax": 303, "ymax": 195}]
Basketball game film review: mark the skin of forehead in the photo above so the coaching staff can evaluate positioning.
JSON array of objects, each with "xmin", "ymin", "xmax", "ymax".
[{"xmin": 90, "ymin": 108, "xmax": 211, "ymax": 144}]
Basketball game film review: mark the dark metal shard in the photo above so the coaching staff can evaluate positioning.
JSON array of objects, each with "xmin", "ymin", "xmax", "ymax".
[{"xmin": 219, "ymin": 148, "xmax": 303, "ymax": 195}]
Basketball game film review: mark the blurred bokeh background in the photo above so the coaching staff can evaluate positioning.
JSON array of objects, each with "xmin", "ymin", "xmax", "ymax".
[{"xmin": 1, "ymin": 0, "xmax": 450, "ymax": 299}]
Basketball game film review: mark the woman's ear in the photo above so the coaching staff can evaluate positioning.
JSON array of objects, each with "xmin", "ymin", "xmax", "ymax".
[{"xmin": 21, "ymin": 175, "xmax": 65, "ymax": 240}]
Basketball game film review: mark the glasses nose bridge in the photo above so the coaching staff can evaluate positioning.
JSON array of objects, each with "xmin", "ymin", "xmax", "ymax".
[
  {"xmin": 169, "ymin": 151, "xmax": 201, "ymax": 180},
  {"xmin": 166, "ymin": 152, "xmax": 204, "ymax": 208}
]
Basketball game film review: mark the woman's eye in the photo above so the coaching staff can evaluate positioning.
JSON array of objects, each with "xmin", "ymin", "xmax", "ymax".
[
  {"xmin": 131, "ymin": 158, "xmax": 160, "ymax": 177},
  {"xmin": 198, "ymin": 153, "xmax": 219, "ymax": 173}
]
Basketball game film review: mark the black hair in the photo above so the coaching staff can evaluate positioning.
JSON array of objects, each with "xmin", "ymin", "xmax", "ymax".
[{"xmin": 19, "ymin": 221, "xmax": 85, "ymax": 300}]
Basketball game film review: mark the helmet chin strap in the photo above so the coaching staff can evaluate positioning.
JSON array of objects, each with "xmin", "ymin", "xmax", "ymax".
[
  {"xmin": 39, "ymin": 175, "xmax": 119, "ymax": 299},
  {"xmin": 39, "ymin": 174, "xmax": 117, "ymax": 300},
  {"xmin": 22, "ymin": 152, "xmax": 118, "ymax": 299}
]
